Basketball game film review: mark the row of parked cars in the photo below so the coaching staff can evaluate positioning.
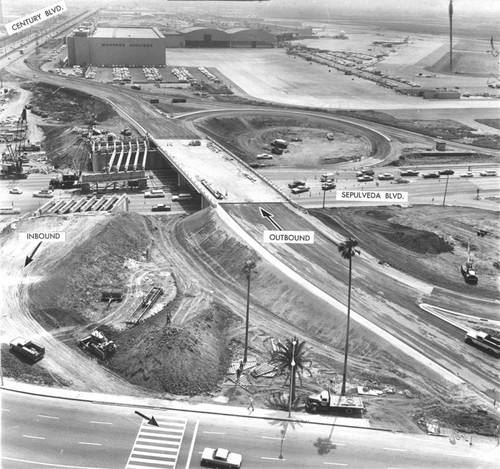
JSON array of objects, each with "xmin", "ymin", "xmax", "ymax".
[{"xmin": 355, "ymin": 168, "xmax": 498, "ymax": 182}]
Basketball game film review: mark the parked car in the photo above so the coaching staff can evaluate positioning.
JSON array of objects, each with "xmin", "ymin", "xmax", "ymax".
[
  {"xmin": 271, "ymin": 147, "xmax": 283, "ymax": 155},
  {"xmin": 400, "ymin": 169, "xmax": 419, "ymax": 176},
  {"xmin": 151, "ymin": 204, "xmax": 171, "ymax": 212},
  {"xmin": 438, "ymin": 169, "xmax": 454, "ymax": 175},
  {"xmin": 256, "ymin": 153, "xmax": 273, "ymax": 160},
  {"xmin": 9, "ymin": 187, "xmax": 23, "ymax": 194},
  {"xmin": 288, "ymin": 180, "xmax": 306, "ymax": 189},
  {"xmin": 460, "ymin": 172, "xmax": 474, "ymax": 178},
  {"xmin": 422, "ymin": 172, "xmax": 440, "ymax": 179},
  {"xmin": 357, "ymin": 175, "xmax": 374, "ymax": 182},
  {"xmin": 378, "ymin": 173, "xmax": 394, "ymax": 180},
  {"xmin": 291, "ymin": 136, "xmax": 303, "ymax": 142},
  {"xmin": 200, "ymin": 448, "xmax": 242, "ymax": 469},
  {"xmin": 322, "ymin": 180, "xmax": 336, "ymax": 190}
]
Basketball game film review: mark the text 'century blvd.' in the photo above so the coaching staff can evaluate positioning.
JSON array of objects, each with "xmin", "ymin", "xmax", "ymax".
[{"xmin": 6, "ymin": 0, "xmax": 68, "ymax": 35}]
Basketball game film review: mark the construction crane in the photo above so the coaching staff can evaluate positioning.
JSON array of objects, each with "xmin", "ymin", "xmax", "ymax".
[{"xmin": 1, "ymin": 109, "xmax": 28, "ymax": 179}]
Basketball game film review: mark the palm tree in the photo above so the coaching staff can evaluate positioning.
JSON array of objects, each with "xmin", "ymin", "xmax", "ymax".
[
  {"xmin": 338, "ymin": 238, "xmax": 360, "ymax": 396},
  {"xmin": 270, "ymin": 336, "xmax": 309, "ymax": 409}
]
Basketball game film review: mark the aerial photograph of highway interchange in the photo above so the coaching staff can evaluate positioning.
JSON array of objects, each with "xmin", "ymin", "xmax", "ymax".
[{"xmin": 0, "ymin": 0, "xmax": 499, "ymax": 467}]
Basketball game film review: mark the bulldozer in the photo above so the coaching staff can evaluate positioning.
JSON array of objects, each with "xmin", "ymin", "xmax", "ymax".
[{"xmin": 78, "ymin": 329, "xmax": 116, "ymax": 360}]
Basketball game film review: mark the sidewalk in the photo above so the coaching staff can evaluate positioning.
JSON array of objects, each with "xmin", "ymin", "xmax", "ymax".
[{"xmin": 2, "ymin": 379, "xmax": 375, "ymax": 430}]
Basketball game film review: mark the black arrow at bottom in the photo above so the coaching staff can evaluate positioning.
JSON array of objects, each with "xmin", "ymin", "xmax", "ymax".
[
  {"xmin": 25, "ymin": 241, "xmax": 42, "ymax": 267},
  {"xmin": 134, "ymin": 411, "xmax": 159, "ymax": 427}
]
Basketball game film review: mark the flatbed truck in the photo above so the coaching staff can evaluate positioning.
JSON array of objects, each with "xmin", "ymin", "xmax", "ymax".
[{"xmin": 305, "ymin": 390, "xmax": 364, "ymax": 415}]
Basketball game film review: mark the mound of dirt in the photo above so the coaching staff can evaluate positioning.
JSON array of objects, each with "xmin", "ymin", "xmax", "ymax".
[
  {"xmin": 310, "ymin": 205, "xmax": 499, "ymax": 295},
  {"xmin": 107, "ymin": 303, "xmax": 236, "ymax": 395},
  {"xmin": 28, "ymin": 213, "xmax": 153, "ymax": 329}
]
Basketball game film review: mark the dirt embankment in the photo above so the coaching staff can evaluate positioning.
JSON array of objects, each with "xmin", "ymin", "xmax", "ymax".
[
  {"xmin": 338, "ymin": 110, "xmax": 500, "ymax": 151},
  {"xmin": 194, "ymin": 114, "xmax": 377, "ymax": 168},
  {"xmin": 6, "ymin": 206, "xmax": 500, "ymax": 434},
  {"xmin": 310, "ymin": 205, "xmax": 499, "ymax": 296},
  {"xmin": 28, "ymin": 212, "xmax": 153, "ymax": 329},
  {"xmin": 21, "ymin": 82, "xmax": 131, "ymax": 170}
]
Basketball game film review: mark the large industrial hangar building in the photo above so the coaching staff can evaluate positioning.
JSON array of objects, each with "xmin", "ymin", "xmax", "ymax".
[
  {"xmin": 177, "ymin": 27, "xmax": 275, "ymax": 48},
  {"xmin": 67, "ymin": 27, "xmax": 166, "ymax": 67}
]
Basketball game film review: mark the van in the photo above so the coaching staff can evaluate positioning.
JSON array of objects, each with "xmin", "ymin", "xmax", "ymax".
[
  {"xmin": 271, "ymin": 139, "xmax": 287, "ymax": 149},
  {"xmin": 172, "ymin": 193, "xmax": 192, "ymax": 201},
  {"xmin": 144, "ymin": 189, "xmax": 165, "ymax": 198},
  {"xmin": 321, "ymin": 172, "xmax": 335, "ymax": 182}
]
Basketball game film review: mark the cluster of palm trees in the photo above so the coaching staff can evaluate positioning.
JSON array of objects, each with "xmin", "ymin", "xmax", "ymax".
[{"xmin": 242, "ymin": 237, "xmax": 360, "ymax": 408}]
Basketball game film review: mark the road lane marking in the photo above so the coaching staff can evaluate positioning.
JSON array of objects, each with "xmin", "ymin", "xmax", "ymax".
[
  {"xmin": 324, "ymin": 463, "xmax": 348, "ymax": 466},
  {"xmin": 1, "ymin": 408, "xmax": 10, "ymax": 411},
  {"xmin": 23, "ymin": 435, "xmax": 45, "ymax": 439},
  {"xmin": 185, "ymin": 419, "xmax": 199, "ymax": 469},
  {"xmin": 203, "ymin": 431, "xmax": 226, "ymax": 434},
  {"xmin": 90, "ymin": 421, "xmax": 113, "ymax": 425},
  {"xmin": 383, "ymin": 448, "xmax": 408, "ymax": 452},
  {"xmin": 126, "ymin": 416, "xmax": 187, "ymax": 469},
  {"xmin": 78, "ymin": 442, "xmax": 102, "ymax": 446},
  {"xmin": 261, "ymin": 457, "xmax": 286, "ymax": 461},
  {"xmin": 2, "ymin": 456, "xmax": 109, "ymax": 468},
  {"xmin": 442, "ymin": 453, "xmax": 475, "ymax": 458},
  {"xmin": 262, "ymin": 436, "xmax": 283, "ymax": 440},
  {"xmin": 38, "ymin": 414, "xmax": 59, "ymax": 419}
]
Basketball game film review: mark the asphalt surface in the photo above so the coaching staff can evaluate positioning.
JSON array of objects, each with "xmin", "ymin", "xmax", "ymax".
[{"xmin": 2, "ymin": 387, "xmax": 497, "ymax": 469}]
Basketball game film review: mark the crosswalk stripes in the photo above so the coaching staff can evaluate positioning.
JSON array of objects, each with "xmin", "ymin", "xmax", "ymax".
[{"xmin": 126, "ymin": 416, "xmax": 187, "ymax": 469}]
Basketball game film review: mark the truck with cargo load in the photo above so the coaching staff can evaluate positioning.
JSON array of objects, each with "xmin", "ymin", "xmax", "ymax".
[
  {"xmin": 465, "ymin": 330, "xmax": 500, "ymax": 357},
  {"xmin": 306, "ymin": 390, "xmax": 364, "ymax": 415},
  {"xmin": 10, "ymin": 337, "xmax": 45, "ymax": 362}
]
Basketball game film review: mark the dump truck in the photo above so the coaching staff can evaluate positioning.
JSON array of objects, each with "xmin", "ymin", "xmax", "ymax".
[
  {"xmin": 10, "ymin": 337, "xmax": 45, "ymax": 362},
  {"xmin": 465, "ymin": 330, "xmax": 500, "ymax": 358},
  {"xmin": 306, "ymin": 390, "xmax": 364, "ymax": 415},
  {"xmin": 78, "ymin": 330, "xmax": 116, "ymax": 360}
]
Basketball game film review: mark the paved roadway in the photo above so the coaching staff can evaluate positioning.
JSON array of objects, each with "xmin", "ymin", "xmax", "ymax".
[{"xmin": 2, "ymin": 389, "xmax": 497, "ymax": 469}]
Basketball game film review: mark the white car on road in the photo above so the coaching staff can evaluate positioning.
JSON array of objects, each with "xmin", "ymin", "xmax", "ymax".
[
  {"xmin": 9, "ymin": 187, "xmax": 23, "ymax": 194},
  {"xmin": 33, "ymin": 189, "xmax": 54, "ymax": 198},
  {"xmin": 200, "ymin": 448, "xmax": 242, "ymax": 469}
]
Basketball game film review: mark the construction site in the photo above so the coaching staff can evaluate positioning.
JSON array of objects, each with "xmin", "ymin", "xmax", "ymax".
[{"xmin": 1, "ymin": 6, "xmax": 500, "ymax": 464}]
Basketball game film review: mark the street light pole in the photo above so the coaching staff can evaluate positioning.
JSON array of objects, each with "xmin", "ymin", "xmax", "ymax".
[
  {"xmin": 442, "ymin": 174, "xmax": 450, "ymax": 207},
  {"xmin": 289, "ymin": 338, "xmax": 297, "ymax": 417}
]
